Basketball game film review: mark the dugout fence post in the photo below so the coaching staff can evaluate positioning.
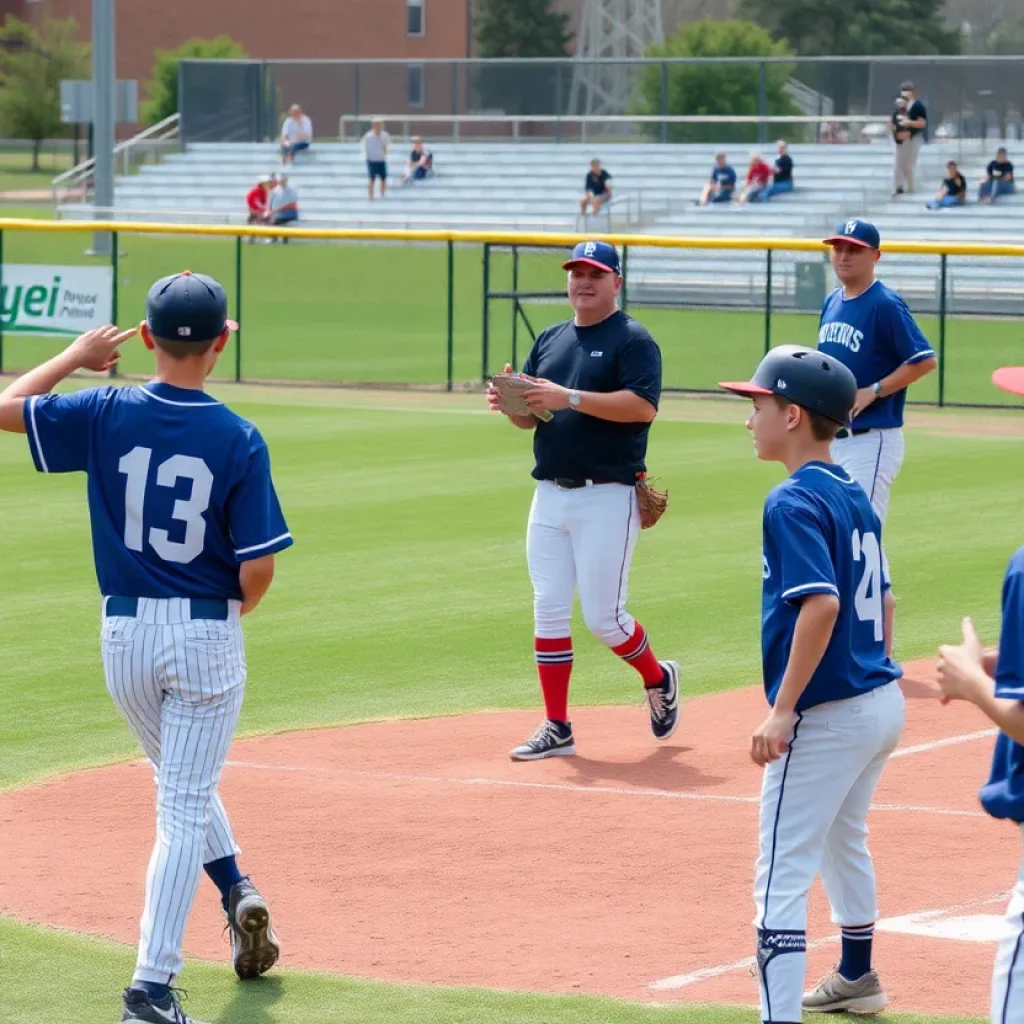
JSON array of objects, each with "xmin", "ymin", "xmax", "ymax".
[
  {"xmin": 511, "ymin": 245, "xmax": 522, "ymax": 369},
  {"xmin": 764, "ymin": 248, "xmax": 772, "ymax": 354},
  {"xmin": 481, "ymin": 242, "xmax": 491, "ymax": 381},
  {"xmin": 938, "ymin": 253, "xmax": 947, "ymax": 407},
  {"xmin": 446, "ymin": 240, "xmax": 454, "ymax": 391},
  {"xmin": 621, "ymin": 245, "xmax": 629, "ymax": 311},
  {"xmin": 108, "ymin": 231, "xmax": 119, "ymax": 378},
  {"xmin": 234, "ymin": 235, "xmax": 243, "ymax": 383}
]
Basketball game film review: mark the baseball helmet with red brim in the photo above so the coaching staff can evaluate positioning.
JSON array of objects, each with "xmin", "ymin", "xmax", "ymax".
[{"xmin": 563, "ymin": 240, "xmax": 621, "ymax": 274}]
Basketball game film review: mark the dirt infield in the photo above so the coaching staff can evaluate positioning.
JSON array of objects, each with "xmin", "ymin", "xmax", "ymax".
[{"xmin": 0, "ymin": 658, "xmax": 1017, "ymax": 1017}]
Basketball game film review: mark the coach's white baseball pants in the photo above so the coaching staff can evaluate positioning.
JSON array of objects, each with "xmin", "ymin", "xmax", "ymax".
[
  {"xmin": 831, "ymin": 428, "xmax": 905, "ymax": 524},
  {"xmin": 992, "ymin": 828, "xmax": 1024, "ymax": 1023},
  {"xmin": 101, "ymin": 597, "xmax": 246, "ymax": 984},
  {"xmin": 527, "ymin": 480, "xmax": 639, "ymax": 644},
  {"xmin": 754, "ymin": 681, "xmax": 905, "ymax": 1022}
]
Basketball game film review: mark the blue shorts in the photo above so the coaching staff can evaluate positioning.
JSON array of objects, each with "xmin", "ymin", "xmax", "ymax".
[
  {"xmin": 367, "ymin": 160, "xmax": 387, "ymax": 181},
  {"xmin": 282, "ymin": 140, "xmax": 310, "ymax": 156},
  {"xmin": 272, "ymin": 209, "xmax": 298, "ymax": 223}
]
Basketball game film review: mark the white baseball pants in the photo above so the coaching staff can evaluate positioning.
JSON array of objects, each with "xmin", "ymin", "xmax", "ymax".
[
  {"xmin": 992, "ymin": 829, "xmax": 1024, "ymax": 1023},
  {"xmin": 831, "ymin": 428, "xmax": 905, "ymax": 525},
  {"xmin": 754, "ymin": 681, "xmax": 906, "ymax": 1022},
  {"xmin": 101, "ymin": 596, "xmax": 246, "ymax": 984},
  {"xmin": 527, "ymin": 480, "xmax": 639, "ymax": 644}
]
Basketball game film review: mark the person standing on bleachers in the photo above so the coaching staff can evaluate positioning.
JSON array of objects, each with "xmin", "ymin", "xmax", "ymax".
[
  {"xmin": 579, "ymin": 158, "xmax": 612, "ymax": 216},
  {"xmin": 926, "ymin": 160, "xmax": 967, "ymax": 209},
  {"xmin": 891, "ymin": 82, "xmax": 927, "ymax": 197},
  {"xmin": 362, "ymin": 119, "xmax": 391, "ymax": 201},
  {"xmin": 698, "ymin": 152, "xmax": 736, "ymax": 205},
  {"xmin": 979, "ymin": 147, "xmax": 1015, "ymax": 203},
  {"xmin": 279, "ymin": 104, "xmax": 312, "ymax": 166}
]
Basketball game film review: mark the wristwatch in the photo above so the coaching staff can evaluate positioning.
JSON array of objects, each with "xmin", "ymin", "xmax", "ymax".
[
  {"xmin": 872, "ymin": 381, "xmax": 884, "ymax": 397},
  {"xmin": 568, "ymin": 390, "xmax": 582, "ymax": 409}
]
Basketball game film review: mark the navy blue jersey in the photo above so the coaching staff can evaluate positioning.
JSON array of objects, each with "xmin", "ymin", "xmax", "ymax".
[
  {"xmin": 24, "ymin": 382, "xmax": 292, "ymax": 601},
  {"xmin": 712, "ymin": 164, "xmax": 736, "ymax": 188},
  {"xmin": 761, "ymin": 461, "xmax": 902, "ymax": 711},
  {"xmin": 817, "ymin": 280, "xmax": 934, "ymax": 429},
  {"xmin": 522, "ymin": 311, "xmax": 661, "ymax": 485},
  {"xmin": 981, "ymin": 546, "xmax": 1024, "ymax": 822}
]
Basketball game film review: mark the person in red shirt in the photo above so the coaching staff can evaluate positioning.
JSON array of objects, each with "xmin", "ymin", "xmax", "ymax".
[
  {"xmin": 740, "ymin": 152, "xmax": 773, "ymax": 204},
  {"xmin": 245, "ymin": 176, "xmax": 272, "ymax": 241}
]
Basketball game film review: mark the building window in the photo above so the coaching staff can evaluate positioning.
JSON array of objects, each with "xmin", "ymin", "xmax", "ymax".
[
  {"xmin": 407, "ymin": 0, "xmax": 424, "ymax": 36},
  {"xmin": 407, "ymin": 65, "xmax": 425, "ymax": 108}
]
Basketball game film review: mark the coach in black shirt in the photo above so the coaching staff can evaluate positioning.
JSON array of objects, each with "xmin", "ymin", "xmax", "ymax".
[
  {"xmin": 485, "ymin": 240, "xmax": 679, "ymax": 763},
  {"xmin": 892, "ymin": 81, "xmax": 927, "ymax": 196}
]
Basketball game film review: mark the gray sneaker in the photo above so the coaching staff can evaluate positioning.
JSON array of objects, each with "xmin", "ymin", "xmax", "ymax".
[{"xmin": 803, "ymin": 966, "xmax": 887, "ymax": 1014}]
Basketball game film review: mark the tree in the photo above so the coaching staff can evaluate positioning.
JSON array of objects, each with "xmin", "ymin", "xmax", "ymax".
[
  {"xmin": 634, "ymin": 20, "xmax": 800, "ymax": 144},
  {"xmin": 142, "ymin": 36, "xmax": 247, "ymax": 125},
  {"xmin": 740, "ymin": 0, "xmax": 960, "ymax": 113},
  {"xmin": 0, "ymin": 16, "xmax": 88, "ymax": 171},
  {"xmin": 472, "ymin": 0, "xmax": 572, "ymax": 118}
]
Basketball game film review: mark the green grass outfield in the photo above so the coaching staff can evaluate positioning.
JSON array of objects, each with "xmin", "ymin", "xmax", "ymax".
[
  {"xmin": 0, "ymin": 225, "xmax": 1018, "ymax": 406},
  {"xmin": 2, "ymin": 383, "xmax": 1022, "ymax": 1023}
]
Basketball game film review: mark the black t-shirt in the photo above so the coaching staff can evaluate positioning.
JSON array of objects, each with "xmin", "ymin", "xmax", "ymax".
[
  {"xmin": 522, "ymin": 311, "xmax": 661, "ymax": 484},
  {"xmin": 585, "ymin": 169, "xmax": 611, "ymax": 194},
  {"xmin": 906, "ymin": 99, "xmax": 927, "ymax": 136},
  {"xmin": 988, "ymin": 160, "xmax": 1014, "ymax": 180},
  {"xmin": 944, "ymin": 173, "xmax": 966, "ymax": 197},
  {"xmin": 773, "ymin": 154, "xmax": 793, "ymax": 183}
]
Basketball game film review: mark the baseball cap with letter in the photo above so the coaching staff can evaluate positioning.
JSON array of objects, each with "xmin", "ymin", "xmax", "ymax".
[
  {"xmin": 146, "ymin": 271, "xmax": 238, "ymax": 343},
  {"xmin": 563, "ymin": 240, "xmax": 621, "ymax": 274},
  {"xmin": 718, "ymin": 344, "xmax": 857, "ymax": 425},
  {"xmin": 823, "ymin": 218, "xmax": 881, "ymax": 251}
]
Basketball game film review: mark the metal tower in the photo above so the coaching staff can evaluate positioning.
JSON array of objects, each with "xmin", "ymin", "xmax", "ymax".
[{"xmin": 570, "ymin": 0, "xmax": 665, "ymax": 120}]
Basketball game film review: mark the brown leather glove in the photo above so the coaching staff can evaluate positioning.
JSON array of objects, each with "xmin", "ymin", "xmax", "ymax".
[{"xmin": 635, "ymin": 472, "xmax": 668, "ymax": 529}]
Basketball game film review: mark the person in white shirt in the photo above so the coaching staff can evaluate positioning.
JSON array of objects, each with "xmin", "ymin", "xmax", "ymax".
[
  {"xmin": 362, "ymin": 119, "xmax": 391, "ymax": 200},
  {"xmin": 280, "ymin": 104, "xmax": 312, "ymax": 165},
  {"xmin": 268, "ymin": 175, "xmax": 299, "ymax": 243}
]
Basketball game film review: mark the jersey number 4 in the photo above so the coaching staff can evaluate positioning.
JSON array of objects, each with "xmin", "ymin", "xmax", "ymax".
[
  {"xmin": 119, "ymin": 447, "xmax": 212, "ymax": 565},
  {"xmin": 852, "ymin": 528, "xmax": 884, "ymax": 642}
]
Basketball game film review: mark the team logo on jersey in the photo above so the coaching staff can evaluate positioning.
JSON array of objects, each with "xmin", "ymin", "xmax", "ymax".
[
  {"xmin": 818, "ymin": 321, "xmax": 863, "ymax": 353},
  {"xmin": 584, "ymin": 242, "xmax": 597, "ymax": 257}
]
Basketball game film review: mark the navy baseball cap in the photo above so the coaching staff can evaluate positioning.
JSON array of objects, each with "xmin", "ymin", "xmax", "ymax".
[
  {"xmin": 823, "ymin": 219, "xmax": 881, "ymax": 250},
  {"xmin": 146, "ymin": 271, "xmax": 238, "ymax": 343},
  {"xmin": 563, "ymin": 240, "xmax": 621, "ymax": 274}
]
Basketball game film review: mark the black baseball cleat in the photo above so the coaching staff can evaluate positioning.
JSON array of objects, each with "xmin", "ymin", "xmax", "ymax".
[
  {"xmin": 646, "ymin": 660, "xmax": 681, "ymax": 740},
  {"xmin": 227, "ymin": 877, "xmax": 280, "ymax": 980},
  {"xmin": 509, "ymin": 719, "xmax": 575, "ymax": 761},
  {"xmin": 121, "ymin": 987, "xmax": 209, "ymax": 1024}
]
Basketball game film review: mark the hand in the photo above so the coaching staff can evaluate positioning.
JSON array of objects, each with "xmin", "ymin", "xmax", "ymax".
[
  {"xmin": 523, "ymin": 379, "xmax": 571, "ymax": 412},
  {"xmin": 937, "ymin": 617, "xmax": 991, "ymax": 705},
  {"xmin": 751, "ymin": 707, "xmax": 798, "ymax": 766},
  {"xmin": 851, "ymin": 386, "xmax": 878, "ymax": 418},
  {"xmin": 67, "ymin": 324, "xmax": 137, "ymax": 373},
  {"xmin": 486, "ymin": 362, "xmax": 513, "ymax": 413}
]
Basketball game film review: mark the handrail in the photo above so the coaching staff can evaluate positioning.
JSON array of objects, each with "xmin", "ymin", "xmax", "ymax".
[
  {"xmin": 51, "ymin": 113, "xmax": 181, "ymax": 203},
  {"xmin": 3, "ymin": 217, "xmax": 1024, "ymax": 258}
]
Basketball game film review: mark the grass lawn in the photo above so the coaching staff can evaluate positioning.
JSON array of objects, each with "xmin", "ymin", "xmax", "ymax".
[
  {"xmin": 1, "ymin": 386, "xmax": 1019, "ymax": 1023},
  {"xmin": 0, "ymin": 147, "xmax": 76, "ymax": 194}
]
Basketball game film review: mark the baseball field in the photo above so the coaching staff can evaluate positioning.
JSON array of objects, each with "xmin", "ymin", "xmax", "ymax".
[{"xmin": 1, "ymin": 359, "xmax": 1023, "ymax": 1021}]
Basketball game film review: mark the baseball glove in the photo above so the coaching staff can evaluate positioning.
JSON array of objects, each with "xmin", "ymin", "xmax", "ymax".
[
  {"xmin": 490, "ymin": 373, "xmax": 554, "ymax": 423},
  {"xmin": 635, "ymin": 472, "xmax": 668, "ymax": 529}
]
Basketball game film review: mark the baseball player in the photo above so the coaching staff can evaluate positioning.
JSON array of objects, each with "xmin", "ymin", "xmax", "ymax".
[
  {"xmin": 0, "ymin": 272, "xmax": 292, "ymax": 1024},
  {"xmin": 486, "ymin": 240, "xmax": 679, "ymax": 761},
  {"xmin": 720, "ymin": 345, "xmax": 905, "ymax": 1021},
  {"xmin": 818, "ymin": 218, "xmax": 937, "ymax": 647},
  {"xmin": 936, "ymin": 365, "xmax": 1024, "ymax": 1023}
]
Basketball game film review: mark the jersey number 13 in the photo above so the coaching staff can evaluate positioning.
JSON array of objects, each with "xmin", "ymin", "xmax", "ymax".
[
  {"xmin": 118, "ymin": 447, "xmax": 213, "ymax": 564},
  {"xmin": 852, "ymin": 528, "xmax": 884, "ymax": 642}
]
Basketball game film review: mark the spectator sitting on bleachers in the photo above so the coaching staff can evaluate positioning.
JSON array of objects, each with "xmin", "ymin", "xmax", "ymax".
[
  {"xmin": 762, "ymin": 139, "xmax": 794, "ymax": 200},
  {"xmin": 979, "ymin": 147, "xmax": 1015, "ymax": 203},
  {"xmin": 245, "ymin": 175, "xmax": 272, "ymax": 242},
  {"xmin": 269, "ymin": 174, "xmax": 299, "ymax": 241},
  {"xmin": 926, "ymin": 160, "xmax": 967, "ymax": 209},
  {"xmin": 579, "ymin": 158, "xmax": 612, "ymax": 215},
  {"xmin": 402, "ymin": 137, "xmax": 434, "ymax": 185},
  {"xmin": 739, "ymin": 151, "xmax": 773, "ymax": 203},
  {"xmin": 698, "ymin": 152, "xmax": 736, "ymax": 205},
  {"xmin": 279, "ymin": 104, "xmax": 312, "ymax": 165}
]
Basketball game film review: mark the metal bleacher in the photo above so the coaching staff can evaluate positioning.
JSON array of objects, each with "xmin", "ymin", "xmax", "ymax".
[{"xmin": 55, "ymin": 137, "xmax": 1024, "ymax": 315}]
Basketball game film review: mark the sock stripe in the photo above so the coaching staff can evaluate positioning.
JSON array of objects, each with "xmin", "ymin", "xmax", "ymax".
[
  {"xmin": 536, "ymin": 652, "xmax": 574, "ymax": 664},
  {"xmin": 618, "ymin": 635, "xmax": 649, "ymax": 661},
  {"xmin": 841, "ymin": 925, "xmax": 875, "ymax": 936}
]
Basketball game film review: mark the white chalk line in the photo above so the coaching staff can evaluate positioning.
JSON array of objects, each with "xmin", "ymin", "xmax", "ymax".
[
  {"xmin": 648, "ymin": 891, "xmax": 1011, "ymax": 991},
  {"xmin": 889, "ymin": 728, "xmax": 998, "ymax": 759}
]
